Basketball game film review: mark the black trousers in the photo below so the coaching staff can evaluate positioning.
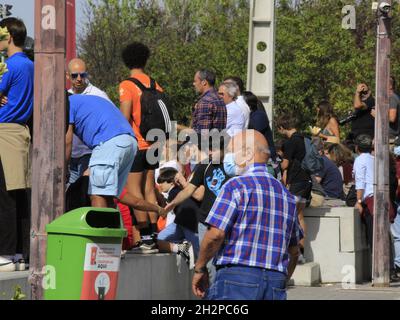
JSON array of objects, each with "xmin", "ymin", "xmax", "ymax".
[
  {"xmin": 363, "ymin": 206, "xmax": 374, "ymax": 249},
  {"xmin": 0, "ymin": 159, "xmax": 31, "ymax": 258}
]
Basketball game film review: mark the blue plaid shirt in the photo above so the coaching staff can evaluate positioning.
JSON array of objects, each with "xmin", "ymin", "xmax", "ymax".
[{"xmin": 206, "ymin": 163, "xmax": 303, "ymax": 275}]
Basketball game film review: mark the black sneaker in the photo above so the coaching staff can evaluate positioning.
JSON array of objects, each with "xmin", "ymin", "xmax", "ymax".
[
  {"xmin": 177, "ymin": 241, "xmax": 194, "ymax": 270},
  {"xmin": 129, "ymin": 241, "xmax": 159, "ymax": 254}
]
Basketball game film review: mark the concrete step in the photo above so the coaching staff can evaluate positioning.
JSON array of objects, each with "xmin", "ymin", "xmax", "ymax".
[
  {"xmin": 289, "ymin": 262, "xmax": 320, "ymax": 287},
  {"xmin": 0, "ymin": 271, "xmax": 30, "ymax": 300}
]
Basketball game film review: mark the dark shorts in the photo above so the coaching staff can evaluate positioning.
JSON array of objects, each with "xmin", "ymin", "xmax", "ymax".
[
  {"xmin": 289, "ymin": 181, "xmax": 312, "ymax": 204},
  {"xmin": 130, "ymin": 149, "xmax": 159, "ymax": 173}
]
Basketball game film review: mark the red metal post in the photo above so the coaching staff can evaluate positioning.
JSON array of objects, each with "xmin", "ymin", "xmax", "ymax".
[{"xmin": 66, "ymin": 0, "xmax": 76, "ymax": 88}]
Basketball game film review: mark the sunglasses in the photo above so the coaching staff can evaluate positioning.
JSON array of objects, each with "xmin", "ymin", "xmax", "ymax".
[{"xmin": 70, "ymin": 72, "xmax": 88, "ymax": 79}]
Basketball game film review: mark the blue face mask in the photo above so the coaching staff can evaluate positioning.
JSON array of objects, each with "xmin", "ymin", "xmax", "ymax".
[
  {"xmin": 223, "ymin": 152, "xmax": 246, "ymax": 177},
  {"xmin": 394, "ymin": 146, "xmax": 400, "ymax": 157},
  {"xmin": 223, "ymin": 152, "xmax": 237, "ymax": 177}
]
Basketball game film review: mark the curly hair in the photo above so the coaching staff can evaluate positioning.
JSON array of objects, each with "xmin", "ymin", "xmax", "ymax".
[{"xmin": 122, "ymin": 42, "xmax": 150, "ymax": 69}]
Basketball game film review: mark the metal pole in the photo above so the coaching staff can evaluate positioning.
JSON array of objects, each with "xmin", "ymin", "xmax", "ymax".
[
  {"xmin": 372, "ymin": 0, "xmax": 391, "ymax": 287},
  {"xmin": 30, "ymin": 0, "xmax": 66, "ymax": 300}
]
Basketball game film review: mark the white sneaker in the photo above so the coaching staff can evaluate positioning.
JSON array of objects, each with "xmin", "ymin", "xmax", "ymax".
[
  {"xmin": 177, "ymin": 241, "xmax": 195, "ymax": 270},
  {"xmin": 0, "ymin": 256, "xmax": 16, "ymax": 272},
  {"xmin": 15, "ymin": 259, "xmax": 28, "ymax": 271},
  {"xmin": 297, "ymin": 253, "xmax": 306, "ymax": 265}
]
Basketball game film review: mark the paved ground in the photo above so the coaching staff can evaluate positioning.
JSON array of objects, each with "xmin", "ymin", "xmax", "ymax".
[{"xmin": 288, "ymin": 282, "xmax": 400, "ymax": 300}]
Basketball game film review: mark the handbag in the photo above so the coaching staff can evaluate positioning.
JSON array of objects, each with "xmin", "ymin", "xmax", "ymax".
[{"xmin": 345, "ymin": 184, "xmax": 357, "ymax": 207}]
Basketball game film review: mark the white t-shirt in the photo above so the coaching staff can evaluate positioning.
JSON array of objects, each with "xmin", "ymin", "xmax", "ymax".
[
  {"xmin": 226, "ymin": 101, "xmax": 246, "ymax": 137},
  {"xmin": 236, "ymin": 95, "xmax": 251, "ymax": 128},
  {"xmin": 69, "ymin": 83, "xmax": 111, "ymax": 158},
  {"xmin": 353, "ymin": 153, "xmax": 374, "ymax": 200}
]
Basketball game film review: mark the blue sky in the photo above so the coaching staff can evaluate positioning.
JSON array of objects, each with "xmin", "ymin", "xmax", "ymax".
[{"xmin": 3, "ymin": 0, "xmax": 86, "ymax": 37}]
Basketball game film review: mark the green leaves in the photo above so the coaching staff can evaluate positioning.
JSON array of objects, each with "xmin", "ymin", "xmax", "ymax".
[
  {"xmin": 79, "ymin": 0, "xmax": 395, "ymax": 137},
  {"xmin": 274, "ymin": 0, "xmax": 384, "ymax": 138},
  {"xmin": 79, "ymin": 0, "xmax": 249, "ymax": 126}
]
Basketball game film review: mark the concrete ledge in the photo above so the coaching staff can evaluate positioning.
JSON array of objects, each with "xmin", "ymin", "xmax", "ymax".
[
  {"xmin": 117, "ymin": 253, "xmax": 195, "ymax": 300},
  {"xmin": 289, "ymin": 263, "xmax": 320, "ymax": 287},
  {"xmin": 304, "ymin": 207, "xmax": 371, "ymax": 284},
  {"xmin": 0, "ymin": 271, "xmax": 30, "ymax": 300}
]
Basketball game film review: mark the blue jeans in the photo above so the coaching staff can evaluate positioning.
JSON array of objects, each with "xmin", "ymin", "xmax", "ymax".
[
  {"xmin": 207, "ymin": 266, "xmax": 287, "ymax": 300},
  {"xmin": 391, "ymin": 209, "xmax": 400, "ymax": 269},
  {"xmin": 158, "ymin": 222, "xmax": 200, "ymax": 257},
  {"xmin": 69, "ymin": 154, "xmax": 91, "ymax": 185},
  {"xmin": 198, "ymin": 222, "xmax": 216, "ymax": 283}
]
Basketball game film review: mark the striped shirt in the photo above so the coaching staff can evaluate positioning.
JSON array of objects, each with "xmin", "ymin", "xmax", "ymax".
[{"xmin": 206, "ymin": 163, "xmax": 303, "ymax": 275}]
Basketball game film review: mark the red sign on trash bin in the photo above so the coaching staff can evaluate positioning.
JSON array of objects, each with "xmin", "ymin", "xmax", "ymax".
[{"xmin": 81, "ymin": 243, "xmax": 121, "ymax": 300}]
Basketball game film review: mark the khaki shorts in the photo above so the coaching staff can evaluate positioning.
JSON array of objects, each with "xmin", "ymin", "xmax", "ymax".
[{"xmin": 0, "ymin": 123, "xmax": 31, "ymax": 191}]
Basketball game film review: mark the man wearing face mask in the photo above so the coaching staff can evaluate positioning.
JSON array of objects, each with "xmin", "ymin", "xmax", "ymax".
[{"xmin": 192, "ymin": 130, "xmax": 303, "ymax": 300}]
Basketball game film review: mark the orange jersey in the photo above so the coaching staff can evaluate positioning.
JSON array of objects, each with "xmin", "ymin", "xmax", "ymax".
[{"xmin": 119, "ymin": 74, "xmax": 163, "ymax": 150}]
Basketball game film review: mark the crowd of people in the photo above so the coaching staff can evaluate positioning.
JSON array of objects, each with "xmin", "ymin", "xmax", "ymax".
[{"xmin": 1, "ymin": 17, "xmax": 400, "ymax": 300}]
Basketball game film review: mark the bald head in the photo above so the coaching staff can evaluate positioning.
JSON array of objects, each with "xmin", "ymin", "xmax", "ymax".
[
  {"xmin": 230, "ymin": 130, "xmax": 270, "ymax": 165},
  {"xmin": 68, "ymin": 58, "xmax": 86, "ymax": 73},
  {"xmin": 67, "ymin": 58, "xmax": 88, "ymax": 93}
]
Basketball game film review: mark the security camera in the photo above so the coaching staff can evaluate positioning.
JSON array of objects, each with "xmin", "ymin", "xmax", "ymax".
[{"xmin": 379, "ymin": 2, "xmax": 391, "ymax": 14}]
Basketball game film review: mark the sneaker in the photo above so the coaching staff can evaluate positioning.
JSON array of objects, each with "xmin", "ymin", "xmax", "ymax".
[
  {"xmin": 129, "ymin": 242, "xmax": 159, "ymax": 254},
  {"xmin": 15, "ymin": 259, "xmax": 28, "ymax": 271},
  {"xmin": 297, "ymin": 253, "xmax": 306, "ymax": 265},
  {"xmin": 177, "ymin": 241, "xmax": 195, "ymax": 270},
  {"xmin": 0, "ymin": 256, "xmax": 16, "ymax": 272}
]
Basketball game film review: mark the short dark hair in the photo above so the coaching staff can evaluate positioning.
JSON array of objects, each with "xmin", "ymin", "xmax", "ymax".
[
  {"xmin": 122, "ymin": 42, "xmax": 150, "ymax": 70},
  {"xmin": 157, "ymin": 168, "xmax": 178, "ymax": 184},
  {"xmin": 243, "ymin": 91, "xmax": 259, "ymax": 112},
  {"xmin": 275, "ymin": 112, "xmax": 299, "ymax": 130},
  {"xmin": 0, "ymin": 17, "xmax": 26, "ymax": 48},
  {"xmin": 224, "ymin": 76, "xmax": 245, "ymax": 94},
  {"xmin": 197, "ymin": 69, "xmax": 216, "ymax": 87},
  {"xmin": 355, "ymin": 134, "xmax": 373, "ymax": 153}
]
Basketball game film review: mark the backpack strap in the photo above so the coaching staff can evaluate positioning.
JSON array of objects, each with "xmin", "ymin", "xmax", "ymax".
[
  {"xmin": 149, "ymin": 78, "xmax": 156, "ymax": 90},
  {"xmin": 126, "ymin": 77, "xmax": 154, "ymax": 92}
]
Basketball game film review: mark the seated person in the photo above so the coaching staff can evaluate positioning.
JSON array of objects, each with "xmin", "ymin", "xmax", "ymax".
[
  {"xmin": 311, "ymin": 139, "xmax": 345, "ymax": 207},
  {"xmin": 156, "ymin": 168, "xmax": 200, "ymax": 269}
]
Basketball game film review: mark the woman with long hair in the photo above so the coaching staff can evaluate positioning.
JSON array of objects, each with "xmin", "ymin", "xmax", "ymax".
[{"xmin": 312, "ymin": 100, "xmax": 340, "ymax": 140}]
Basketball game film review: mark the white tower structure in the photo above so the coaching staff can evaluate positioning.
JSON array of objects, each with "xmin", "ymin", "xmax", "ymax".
[{"xmin": 247, "ymin": 0, "xmax": 276, "ymax": 124}]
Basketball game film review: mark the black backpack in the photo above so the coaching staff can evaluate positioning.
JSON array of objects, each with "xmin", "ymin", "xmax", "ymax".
[{"xmin": 127, "ymin": 78, "xmax": 173, "ymax": 140}]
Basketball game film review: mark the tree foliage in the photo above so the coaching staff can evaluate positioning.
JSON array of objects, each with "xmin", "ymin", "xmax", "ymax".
[
  {"xmin": 79, "ymin": 0, "xmax": 400, "ymax": 134},
  {"xmin": 78, "ymin": 0, "xmax": 249, "ymax": 125}
]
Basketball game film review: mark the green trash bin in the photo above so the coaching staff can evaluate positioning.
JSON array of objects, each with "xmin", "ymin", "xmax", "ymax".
[{"xmin": 44, "ymin": 207, "xmax": 127, "ymax": 300}]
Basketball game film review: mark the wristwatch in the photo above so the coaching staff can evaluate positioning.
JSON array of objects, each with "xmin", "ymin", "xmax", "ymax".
[{"xmin": 194, "ymin": 266, "xmax": 208, "ymax": 274}]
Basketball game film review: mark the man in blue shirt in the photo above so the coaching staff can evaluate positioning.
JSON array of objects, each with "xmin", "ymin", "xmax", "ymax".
[
  {"xmin": 66, "ymin": 94, "xmax": 138, "ymax": 208},
  {"xmin": 192, "ymin": 130, "xmax": 303, "ymax": 300},
  {"xmin": 0, "ymin": 18, "xmax": 34, "ymax": 272}
]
